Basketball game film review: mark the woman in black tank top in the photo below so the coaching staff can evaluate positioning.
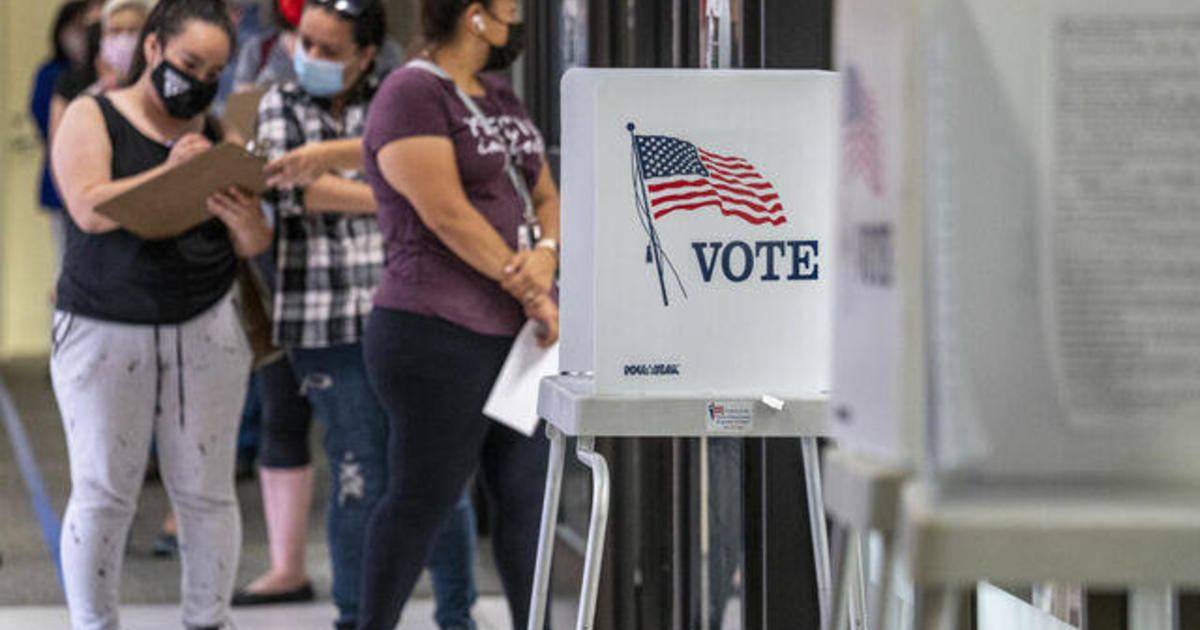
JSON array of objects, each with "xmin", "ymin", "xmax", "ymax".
[{"xmin": 49, "ymin": 2, "xmax": 269, "ymax": 629}]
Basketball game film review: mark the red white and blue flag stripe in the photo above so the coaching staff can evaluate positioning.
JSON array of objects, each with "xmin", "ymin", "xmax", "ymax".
[
  {"xmin": 842, "ymin": 65, "xmax": 884, "ymax": 196},
  {"xmin": 633, "ymin": 134, "xmax": 788, "ymax": 226}
]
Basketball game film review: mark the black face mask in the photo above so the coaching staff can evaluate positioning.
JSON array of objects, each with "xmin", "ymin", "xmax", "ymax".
[
  {"xmin": 483, "ymin": 21, "xmax": 527, "ymax": 72},
  {"xmin": 151, "ymin": 59, "xmax": 220, "ymax": 119}
]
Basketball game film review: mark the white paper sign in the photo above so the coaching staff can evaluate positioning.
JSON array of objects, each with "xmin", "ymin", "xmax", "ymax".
[
  {"xmin": 561, "ymin": 69, "xmax": 838, "ymax": 398},
  {"xmin": 922, "ymin": 0, "xmax": 1200, "ymax": 482},
  {"xmin": 484, "ymin": 321, "xmax": 560, "ymax": 436},
  {"xmin": 1043, "ymin": 2, "xmax": 1200, "ymax": 429}
]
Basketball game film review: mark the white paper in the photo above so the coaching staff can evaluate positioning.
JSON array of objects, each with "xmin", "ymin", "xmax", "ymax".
[
  {"xmin": 922, "ymin": 0, "xmax": 1200, "ymax": 482},
  {"xmin": 1045, "ymin": 6, "xmax": 1200, "ymax": 428},
  {"xmin": 484, "ymin": 321, "xmax": 560, "ymax": 436}
]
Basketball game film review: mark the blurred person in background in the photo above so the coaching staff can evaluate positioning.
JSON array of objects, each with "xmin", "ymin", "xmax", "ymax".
[
  {"xmin": 233, "ymin": 0, "xmax": 304, "ymax": 91},
  {"xmin": 49, "ymin": 0, "xmax": 270, "ymax": 626},
  {"xmin": 90, "ymin": 0, "xmax": 154, "ymax": 94},
  {"xmin": 232, "ymin": 0, "xmax": 403, "ymax": 92},
  {"xmin": 214, "ymin": 0, "xmax": 269, "ymax": 110},
  {"xmin": 31, "ymin": 0, "xmax": 96, "ymax": 266},
  {"xmin": 250, "ymin": 1, "xmax": 477, "ymax": 628}
]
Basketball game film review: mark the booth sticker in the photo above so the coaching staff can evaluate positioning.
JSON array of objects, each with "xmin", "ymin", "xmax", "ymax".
[{"xmin": 706, "ymin": 401, "xmax": 754, "ymax": 433}]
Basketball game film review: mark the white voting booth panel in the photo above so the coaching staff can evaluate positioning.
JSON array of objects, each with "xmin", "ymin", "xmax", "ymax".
[
  {"xmin": 829, "ymin": 5, "xmax": 1200, "ymax": 630},
  {"xmin": 832, "ymin": 0, "xmax": 1200, "ymax": 485},
  {"xmin": 560, "ymin": 69, "xmax": 838, "ymax": 398},
  {"xmin": 830, "ymin": 0, "xmax": 926, "ymax": 467}
]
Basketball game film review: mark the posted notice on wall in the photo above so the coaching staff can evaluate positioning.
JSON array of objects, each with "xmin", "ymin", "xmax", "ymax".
[{"xmin": 1044, "ymin": 1, "xmax": 1200, "ymax": 428}]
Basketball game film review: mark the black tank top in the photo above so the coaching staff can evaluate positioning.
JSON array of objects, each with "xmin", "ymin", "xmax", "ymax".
[{"xmin": 56, "ymin": 96, "xmax": 238, "ymax": 325}]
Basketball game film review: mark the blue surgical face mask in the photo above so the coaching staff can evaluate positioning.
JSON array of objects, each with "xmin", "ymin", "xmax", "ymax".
[{"xmin": 293, "ymin": 46, "xmax": 345, "ymax": 97}]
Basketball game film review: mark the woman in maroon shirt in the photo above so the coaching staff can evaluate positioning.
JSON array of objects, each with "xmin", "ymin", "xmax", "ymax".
[{"xmin": 357, "ymin": 0, "xmax": 559, "ymax": 628}]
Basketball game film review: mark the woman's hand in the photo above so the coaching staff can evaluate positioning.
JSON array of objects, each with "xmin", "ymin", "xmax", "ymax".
[
  {"xmin": 524, "ymin": 294, "xmax": 559, "ymax": 348},
  {"xmin": 207, "ymin": 187, "xmax": 272, "ymax": 258},
  {"xmin": 265, "ymin": 143, "xmax": 331, "ymax": 188},
  {"xmin": 266, "ymin": 139, "xmax": 366, "ymax": 188},
  {"xmin": 167, "ymin": 133, "xmax": 213, "ymax": 168},
  {"xmin": 501, "ymin": 248, "xmax": 558, "ymax": 304}
]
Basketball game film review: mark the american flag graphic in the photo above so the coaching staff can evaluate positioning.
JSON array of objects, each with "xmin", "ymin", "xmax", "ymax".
[
  {"xmin": 843, "ymin": 65, "xmax": 883, "ymax": 196},
  {"xmin": 633, "ymin": 134, "xmax": 787, "ymax": 226}
]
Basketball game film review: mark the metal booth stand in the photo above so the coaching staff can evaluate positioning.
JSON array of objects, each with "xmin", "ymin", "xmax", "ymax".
[
  {"xmin": 895, "ymin": 482, "xmax": 1200, "ymax": 630},
  {"xmin": 525, "ymin": 374, "xmax": 834, "ymax": 630},
  {"xmin": 822, "ymin": 449, "xmax": 913, "ymax": 630}
]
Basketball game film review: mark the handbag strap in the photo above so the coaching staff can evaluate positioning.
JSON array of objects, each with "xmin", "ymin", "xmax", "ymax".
[{"xmin": 407, "ymin": 59, "xmax": 538, "ymax": 239}]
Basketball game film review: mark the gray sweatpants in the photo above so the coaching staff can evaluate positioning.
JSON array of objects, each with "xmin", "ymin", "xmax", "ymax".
[{"xmin": 51, "ymin": 291, "xmax": 252, "ymax": 630}]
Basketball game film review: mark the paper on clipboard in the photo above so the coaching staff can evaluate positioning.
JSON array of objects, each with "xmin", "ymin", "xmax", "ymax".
[
  {"xmin": 96, "ymin": 142, "xmax": 268, "ymax": 241},
  {"xmin": 484, "ymin": 321, "xmax": 559, "ymax": 436}
]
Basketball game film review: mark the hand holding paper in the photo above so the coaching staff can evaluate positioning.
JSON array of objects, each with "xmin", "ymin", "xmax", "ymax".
[
  {"xmin": 95, "ymin": 142, "xmax": 269, "ymax": 241},
  {"xmin": 524, "ymin": 295, "xmax": 559, "ymax": 348},
  {"xmin": 206, "ymin": 187, "xmax": 272, "ymax": 258},
  {"xmin": 484, "ymin": 321, "xmax": 560, "ymax": 436},
  {"xmin": 167, "ymin": 133, "xmax": 213, "ymax": 167}
]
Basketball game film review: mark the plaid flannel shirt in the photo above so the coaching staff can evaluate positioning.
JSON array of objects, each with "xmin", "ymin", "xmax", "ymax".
[{"xmin": 257, "ymin": 74, "xmax": 384, "ymax": 349}]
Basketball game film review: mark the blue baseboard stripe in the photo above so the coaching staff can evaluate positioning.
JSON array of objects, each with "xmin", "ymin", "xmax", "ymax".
[{"xmin": 0, "ymin": 374, "xmax": 64, "ymax": 590}]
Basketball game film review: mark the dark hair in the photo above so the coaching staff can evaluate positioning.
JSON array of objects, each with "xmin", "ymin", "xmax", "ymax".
[
  {"xmin": 420, "ymin": 0, "xmax": 491, "ymax": 46},
  {"xmin": 305, "ymin": 0, "xmax": 386, "ymax": 50},
  {"xmin": 125, "ymin": 0, "xmax": 238, "ymax": 87},
  {"xmin": 51, "ymin": 1, "xmax": 91, "ymax": 63}
]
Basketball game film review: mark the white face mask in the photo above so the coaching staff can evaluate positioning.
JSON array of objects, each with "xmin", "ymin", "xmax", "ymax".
[{"xmin": 100, "ymin": 33, "xmax": 140, "ymax": 78}]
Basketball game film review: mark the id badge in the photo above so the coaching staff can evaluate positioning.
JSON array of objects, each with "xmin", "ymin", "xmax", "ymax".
[{"xmin": 517, "ymin": 222, "xmax": 541, "ymax": 252}]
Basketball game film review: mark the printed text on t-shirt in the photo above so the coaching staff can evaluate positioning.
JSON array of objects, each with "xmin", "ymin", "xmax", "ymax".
[{"xmin": 463, "ymin": 115, "xmax": 545, "ymax": 159}]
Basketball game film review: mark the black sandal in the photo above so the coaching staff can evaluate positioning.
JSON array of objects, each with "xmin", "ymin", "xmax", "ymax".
[{"xmin": 230, "ymin": 581, "xmax": 315, "ymax": 606}]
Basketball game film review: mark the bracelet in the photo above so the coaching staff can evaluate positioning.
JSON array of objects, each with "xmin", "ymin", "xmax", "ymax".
[{"xmin": 535, "ymin": 238, "xmax": 559, "ymax": 256}]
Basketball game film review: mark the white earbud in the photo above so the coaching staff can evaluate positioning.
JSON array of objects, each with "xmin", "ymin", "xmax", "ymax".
[{"xmin": 472, "ymin": 14, "xmax": 485, "ymax": 30}]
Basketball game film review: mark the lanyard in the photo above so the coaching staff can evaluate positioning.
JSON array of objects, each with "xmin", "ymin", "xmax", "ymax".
[{"xmin": 407, "ymin": 59, "xmax": 541, "ymax": 250}]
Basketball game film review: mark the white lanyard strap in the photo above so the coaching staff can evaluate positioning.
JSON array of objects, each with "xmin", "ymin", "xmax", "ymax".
[{"xmin": 407, "ymin": 60, "xmax": 539, "ymax": 247}]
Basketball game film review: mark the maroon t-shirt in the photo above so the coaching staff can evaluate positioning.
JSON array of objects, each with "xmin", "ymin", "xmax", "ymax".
[{"xmin": 363, "ymin": 66, "xmax": 545, "ymax": 337}]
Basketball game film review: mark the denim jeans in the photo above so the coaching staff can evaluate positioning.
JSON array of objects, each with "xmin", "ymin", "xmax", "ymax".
[{"xmin": 289, "ymin": 343, "xmax": 478, "ymax": 628}]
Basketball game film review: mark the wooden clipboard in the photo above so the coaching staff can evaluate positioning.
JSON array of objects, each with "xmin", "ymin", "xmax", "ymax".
[
  {"xmin": 96, "ymin": 142, "xmax": 268, "ymax": 240},
  {"xmin": 222, "ymin": 87, "xmax": 267, "ymax": 139}
]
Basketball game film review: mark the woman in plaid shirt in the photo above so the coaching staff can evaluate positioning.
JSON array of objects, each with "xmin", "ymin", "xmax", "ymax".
[{"xmin": 253, "ymin": 1, "xmax": 477, "ymax": 629}]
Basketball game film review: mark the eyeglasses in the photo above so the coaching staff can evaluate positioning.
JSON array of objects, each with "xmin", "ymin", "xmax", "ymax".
[{"xmin": 309, "ymin": 0, "xmax": 376, "ymax": 18}]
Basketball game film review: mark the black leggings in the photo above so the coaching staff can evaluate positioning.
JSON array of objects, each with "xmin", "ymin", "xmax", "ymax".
[
  {"xmin": 358, "ymin": 309, "xmax": 549, "ymax": 630},
  {"xmin": 256, "ymin": 353, "xmax": 314, "ymax": 468}
]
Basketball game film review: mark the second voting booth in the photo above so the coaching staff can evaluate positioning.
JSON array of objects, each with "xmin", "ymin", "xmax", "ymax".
[
  {"xmin": 827, "ymin": 1, "xmax": 1200, "ymax": 629},
  {"xmin": 531, "ymin": 68, "xmax": 839, "ymax": 630}
]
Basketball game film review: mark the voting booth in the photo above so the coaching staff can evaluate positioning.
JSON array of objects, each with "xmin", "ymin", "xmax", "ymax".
[
  {"xmin": 828, "ymin": 1, "xmax": 1200, "ymax": 629},
  {"xmin": 529, "ymin": 69, "xmax": 839, "ymax": 630},
  {"xmin": 825, "ymin": 1, "xmax": 927, "ymax": 626},
  {"xmin": 560, "ymin": 69, "xmax": 836, "ymax": 400}
]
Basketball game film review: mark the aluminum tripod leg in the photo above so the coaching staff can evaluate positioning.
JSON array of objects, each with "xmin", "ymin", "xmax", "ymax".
[
  {"xmin": 527, "ymin": 424, "xmax": 566, "ymax": 630},
  {"xmin": 575, "ymin": 436, "xmax": 611, "ymax": 630},
  {"xmin": 803, "ymin": 436, "xmax": 835, "ymax": 627}
]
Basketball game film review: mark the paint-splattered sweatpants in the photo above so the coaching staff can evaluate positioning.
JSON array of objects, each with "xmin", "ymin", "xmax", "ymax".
[{"xmin": 50, "ymin": 291, "xmax": 251, "ymax": 630}]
